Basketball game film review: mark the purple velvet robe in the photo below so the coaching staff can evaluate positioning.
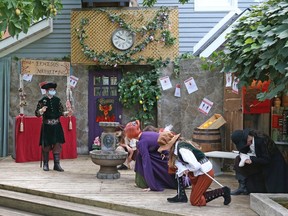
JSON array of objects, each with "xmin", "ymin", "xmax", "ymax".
[{"xmin": 134, "ymin": 131, "xmax": 177, "ymax": 191}]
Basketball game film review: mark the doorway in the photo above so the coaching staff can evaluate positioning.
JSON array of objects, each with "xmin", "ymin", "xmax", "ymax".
[{"xmin": 88, "ymin": 69, "xmax": 122, "ymax": 150}]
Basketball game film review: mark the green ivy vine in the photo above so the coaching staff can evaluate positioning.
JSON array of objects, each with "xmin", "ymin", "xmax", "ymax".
[
  {"xmin": 74, "ymin": 7, "xmax": 179, "ymax": 124},
  {"xmin": 74, "ymin": 7, "xmax": 204, "ymax": 125},
  {"xmin": 118, "ymin": 68, "xmax": 161, "ymax": 122},
  {"xmin": 75, "ymin": 7, "xmax": 176, "ymax": 67}
]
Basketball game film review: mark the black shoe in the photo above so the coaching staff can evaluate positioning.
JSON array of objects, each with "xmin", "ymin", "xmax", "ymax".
[
  {"xmin": 117, "ymin": 164, "xmax": 128, "ymax": 170},
  {"xmin": 43, "ymin": 163, "xmax": 49, "ymax": 171},
  {"xmin": 231, "ymin": 187, "xmax": 249, "ymax": 195},
  {"xmin": 167, "ymin": 194, "xmax": 188, "ymax": 203},
  {"xmin": 53, "ymin": 163, "xmax": 64, "ymax": 172},
  {"xmin": 222, "ymin": 186, "xmax": 231, "ymax": 205}
]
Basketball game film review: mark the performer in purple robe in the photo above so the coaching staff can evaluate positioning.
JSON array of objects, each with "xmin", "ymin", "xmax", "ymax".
[{"xmin": 124, "ymin": 120, "xmax": 177, "ymax": 191}]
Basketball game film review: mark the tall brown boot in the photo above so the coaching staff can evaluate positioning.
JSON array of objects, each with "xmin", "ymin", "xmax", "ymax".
[{"xmin": 204, "ymin": 186, "xmax": 231, "ymax": 205}]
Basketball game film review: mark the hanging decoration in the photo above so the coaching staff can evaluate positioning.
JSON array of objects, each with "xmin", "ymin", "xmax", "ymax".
[
  {"xmin": 18, "ymin": 88, "xmax": 27, "ymax": 108},
  {"xmin": 184, "ymin": 77, "xmax": 198, "ymax": 94},
  {"xmin": 19, "ymin": 114, "xmax": 24, "ymax": 132},
  {"xmin": 198, "ymin": 98, "xmax": 213, "ymax": 115},
  {"xmin": 232, "ymin": 76, "xmax": 239, "ymax": 94},
  {"xmin": 68, "ymin": 116, "xmax": 73, "ymax": 130},
  {"xmin": 174, "ymin": 84, "xmax": 181, "ymax": 97},
  {"xmin": 159, "ymin": 76, "xmax": 172, "ymax": 90},
  {"xmin": 96, "ymin": 98, "xmax": 116, "ymax": 122}
]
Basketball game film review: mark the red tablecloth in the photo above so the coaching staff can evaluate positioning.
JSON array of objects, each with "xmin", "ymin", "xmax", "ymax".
[{"xmin": 15, "ymin": 115, "xmax": 77, "ymax": 163}]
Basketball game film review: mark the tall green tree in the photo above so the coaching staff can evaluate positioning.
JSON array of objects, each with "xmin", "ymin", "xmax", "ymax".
[
  {"xmin": 0, "ymin": 0, "xmax": 62, "ymax": 38},
  {"xmin": 222, "ymin": 0, "xmax": 288, "ymax": 100}
]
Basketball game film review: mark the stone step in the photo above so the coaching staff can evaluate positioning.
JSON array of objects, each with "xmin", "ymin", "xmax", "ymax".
[
  {"xmin": 0, "ymin": 189, "xmax": 139, "ymax": 216},
  {"xmin": 0, "ymin": 206, "xmax": 42, "ymax": 216}
]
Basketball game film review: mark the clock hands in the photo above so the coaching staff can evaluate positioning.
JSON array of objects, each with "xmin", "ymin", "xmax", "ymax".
[
  {"xmin": 112, "ymin": 29, "xmax": 134, "ymax": 50},
  {"xmin": 116, "ymin": 35, "xmax": 125, "ymax": 41}
]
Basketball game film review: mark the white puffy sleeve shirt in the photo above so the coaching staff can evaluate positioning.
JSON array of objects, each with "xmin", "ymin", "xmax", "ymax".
[{"xmin": 174, "ymin": 142, "xmax": 213, "ymax": 177}]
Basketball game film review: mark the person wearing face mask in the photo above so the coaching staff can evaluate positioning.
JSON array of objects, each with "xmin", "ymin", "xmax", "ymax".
[
  {"xmin": 231, "ymin": 128, "xmax": 288, "ymax": 194},
  {"xmin": 35, "ymin": 82, "xmax": 72, "ymax": 172}
]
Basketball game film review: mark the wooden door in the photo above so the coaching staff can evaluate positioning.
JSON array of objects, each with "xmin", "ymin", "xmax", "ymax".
[
  {"xmin": 223, "ymin": 74, "xmax": 243, "ymax": 151},
  {"xmin": 88, "ymin": 69, "xmax": 122, "ymax": 150}
]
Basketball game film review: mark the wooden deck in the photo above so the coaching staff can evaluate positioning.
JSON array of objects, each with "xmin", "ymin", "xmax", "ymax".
[{"xmin": 0, "ymin": 155, "xmax": 258, "ymax": 216}]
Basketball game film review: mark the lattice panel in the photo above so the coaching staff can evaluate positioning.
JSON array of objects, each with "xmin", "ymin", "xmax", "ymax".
[{"xmin": 71, "ymin": 7, "xmax": 179, "ymax": 65}]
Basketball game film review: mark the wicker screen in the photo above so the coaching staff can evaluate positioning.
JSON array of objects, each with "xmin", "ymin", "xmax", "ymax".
[{"xmin": 71, "ymin": 7, "xmax": 179, "ymax": 65}]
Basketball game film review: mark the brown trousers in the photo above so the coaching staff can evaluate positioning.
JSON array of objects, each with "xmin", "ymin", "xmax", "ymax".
[{"xmin": 189, "ymin": 169, "xmax": 214, "ymax": 206}]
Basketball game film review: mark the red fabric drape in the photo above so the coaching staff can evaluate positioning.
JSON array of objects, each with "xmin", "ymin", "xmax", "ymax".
[{"xmin": 15, "ymin": 116, "xmax": 77, "ymax": 163}]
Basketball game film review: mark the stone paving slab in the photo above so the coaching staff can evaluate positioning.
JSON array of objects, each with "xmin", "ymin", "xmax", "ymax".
[{"xmin": 0, "ymin": 155, "xmax": 258, "ymax": 216}]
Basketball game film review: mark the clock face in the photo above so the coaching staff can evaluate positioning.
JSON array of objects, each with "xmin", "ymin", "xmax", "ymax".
[{"xmin": 111, "ymin": 28, "xmax": 135, "ymax": 51}]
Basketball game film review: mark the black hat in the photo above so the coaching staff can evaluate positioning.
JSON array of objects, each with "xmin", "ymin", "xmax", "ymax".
[
  {"xmin": 231, "ymin": 128, "xmax": 250, "ymax": 151},
  {"xmin": 41, "ymin": 82, "xmax": 57, "ymax": 89}
]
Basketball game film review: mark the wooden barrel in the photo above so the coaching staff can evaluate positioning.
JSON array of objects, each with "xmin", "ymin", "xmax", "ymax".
[{"xmin": 192, "ymin": 128, "xmax": 222, "ymax": 152}]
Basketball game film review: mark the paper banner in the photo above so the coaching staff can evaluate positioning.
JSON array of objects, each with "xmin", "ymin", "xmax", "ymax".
[
  {"xmin": 225, "ymin": 73, "xmax": 232, "ymax": 87},
  {"xmin": 198, "ymin": 98, "xmax": 213, "ymax": 115},
  {"xmin": 184, "ymin": 77, "xmax": 198, "ymax": 94},
  {"xmin": 159, "ymin": 76, "xmax": 172, "ymax": 90},
  {"xmin": 22, "ymin": 74, "xmax": 33, "ymax": 82},
  {"xmin": 69, "ymin": 75, "xmax": 79, "ymax": 88},
  {"xmin": 232, "ymin": 76, "xmax": 239, "ymax": 94}
]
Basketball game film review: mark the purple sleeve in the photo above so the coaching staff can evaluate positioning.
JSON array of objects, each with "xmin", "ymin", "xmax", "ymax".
[{"xmin": 137, "ymin": 135, "xmax": 162, "ymax": 191}]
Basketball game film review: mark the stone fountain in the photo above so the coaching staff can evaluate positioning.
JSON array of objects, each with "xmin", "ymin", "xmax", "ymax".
[{"xmin": 89, "ymin": 122, "xmax": 128, "ymax": 179}]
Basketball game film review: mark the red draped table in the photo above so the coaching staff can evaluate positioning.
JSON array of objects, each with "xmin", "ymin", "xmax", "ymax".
[{"xmin": 15, "ymin": 115, "xmax": 77, "ymax": 163}]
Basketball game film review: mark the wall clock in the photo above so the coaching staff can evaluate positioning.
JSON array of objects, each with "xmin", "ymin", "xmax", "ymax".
[{"xmin": 111, "ymin": 28, "xmax": 135, "ymax": 51}]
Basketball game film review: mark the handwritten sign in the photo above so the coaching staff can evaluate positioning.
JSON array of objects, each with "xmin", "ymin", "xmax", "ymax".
[{"xmin": 21, "ymin": 59, "xmax": 70, "ymax": 76}]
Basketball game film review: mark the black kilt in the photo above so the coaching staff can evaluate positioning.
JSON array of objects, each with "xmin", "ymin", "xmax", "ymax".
[{"xmin": 39, "ymin": 121, "xmax": 65, "ymax": 147}]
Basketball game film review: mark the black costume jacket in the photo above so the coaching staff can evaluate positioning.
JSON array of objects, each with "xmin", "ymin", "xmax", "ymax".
[
  {"xmin": 35, "ymin": 96, "xmax": 65, "ymax": 147},
  {"xmin": 240, "ymin": 135, "xmax": 288, "ymax": 193}
]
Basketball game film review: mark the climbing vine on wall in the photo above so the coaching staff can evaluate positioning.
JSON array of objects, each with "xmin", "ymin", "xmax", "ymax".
[
  {"xmin": 74, "ymin": 7, "xmax": 197, "ymax": 124},
  {"xmin": 118, "ymin": 68, "xmax": 162, "ymax": 122},
  {"xmin": 74, "ymin": 7, "xmax": 178, "ymax": 124},
  {"xmin": 75, "ymin": 7, "xmax": 176, "ymax": 67}
]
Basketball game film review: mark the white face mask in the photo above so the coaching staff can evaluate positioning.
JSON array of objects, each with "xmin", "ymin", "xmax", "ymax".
[{"xmin": 48, "ymin": 90, "xmax": 56, "ymax": 96}]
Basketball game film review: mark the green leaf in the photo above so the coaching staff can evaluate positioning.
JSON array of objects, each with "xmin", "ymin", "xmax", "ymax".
[
  {"xmin": 0, "ymin": 20, "xmax": 7, "ymax": 32},
  {"xmin": 8, "ymin": 22, "xmax": 16, "ymax": 37},
  {"xmin": 262, "ymin": 37, "xmax": 277, "ymax": 48},
  {"xmin": 244, "ymin": 38, "xmax": 254, "ymax": 44},
  {"xmin": 278, "ymin": 29, "xmax": 288, "ymax": 39},
  {"xmin": 259, "ymin": 84, "xmax": 286, "ymax": 100},
  {"xmin": 269, "ymin": 57, "xmax": 277, "ymax": 67}
]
